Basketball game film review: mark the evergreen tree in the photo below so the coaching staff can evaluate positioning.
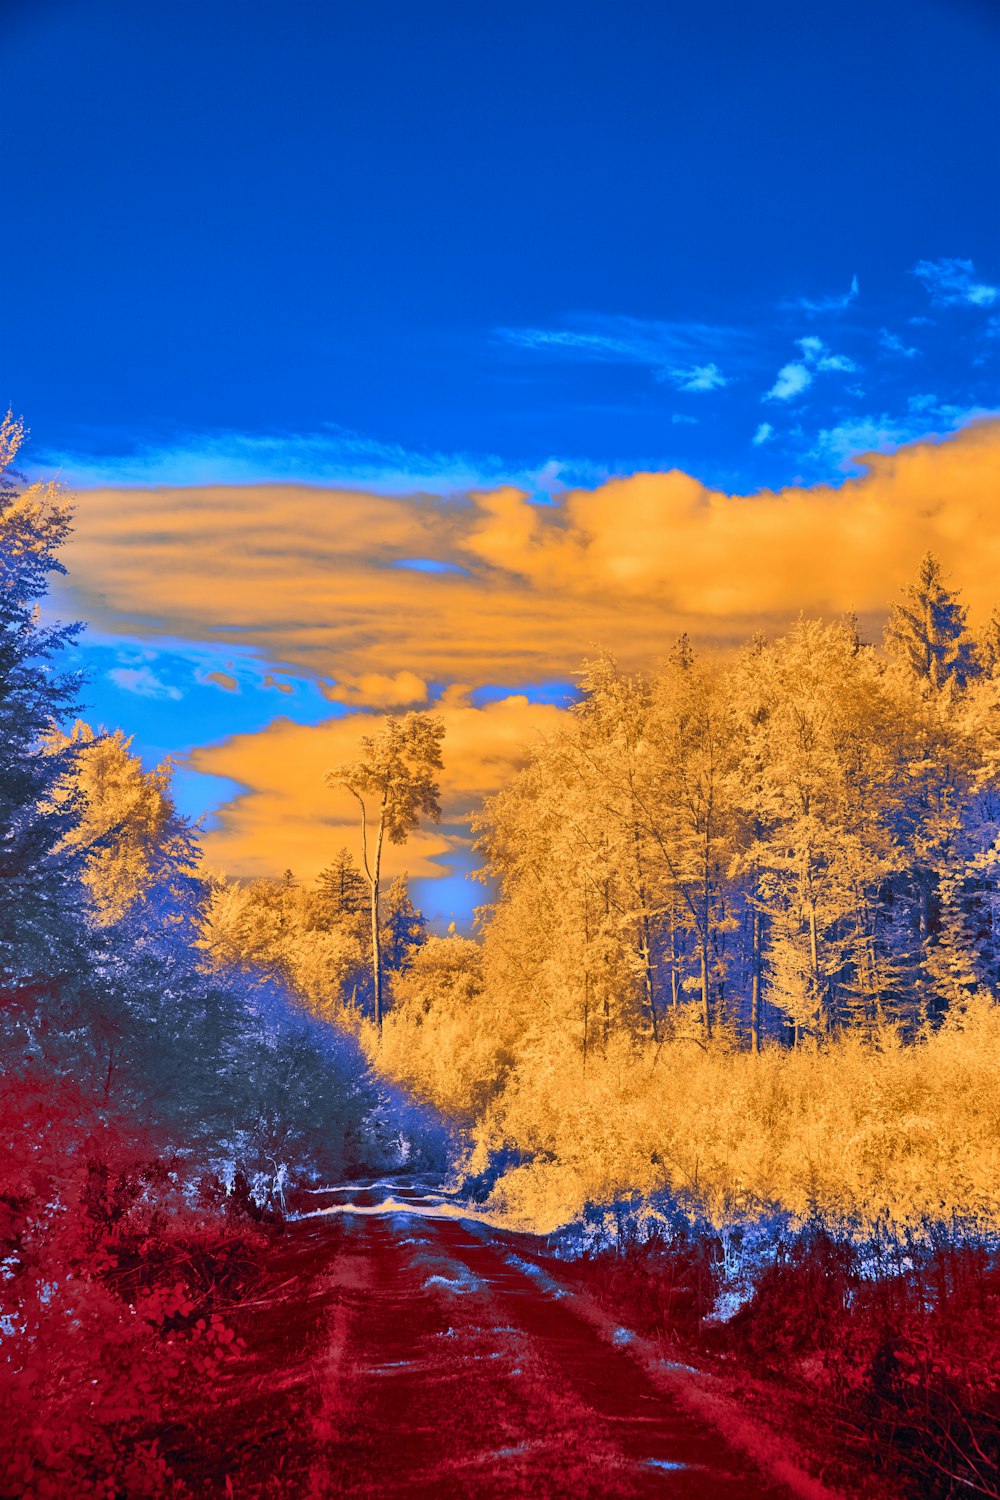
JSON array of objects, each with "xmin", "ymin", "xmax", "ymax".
[
  {"xmin": 380, "ymin": 875, "xmax": 427, "ymax": 975},
  {"xmin": 884, "ymin": 551, "xmax": 977, "ymax": 691},
  {"xmin": 0, "ymin": 413, "xmax": 88, "ymax": 1004},
  {"xmin": 316, "ymin": 847, "xmax": 368, "ymax": 925}
]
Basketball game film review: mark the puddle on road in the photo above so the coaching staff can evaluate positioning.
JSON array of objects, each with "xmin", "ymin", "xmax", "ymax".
[
  {"xmin": 295, "ymin": 1195, "xmax": 512, "ymax": 1232},
  {"xmin": 423, "ymin": 1271, "xmax": 482, "ymax": 1295}
]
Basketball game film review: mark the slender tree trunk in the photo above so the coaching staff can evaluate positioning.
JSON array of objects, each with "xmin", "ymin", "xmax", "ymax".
[
  {"xmin": 701, "ymin": 822, "xmax": 713, "ymax": 1039},
  {"xmin": 670, "ymin": 905, "xmax": 679, "ymax": 1009},
  {"xmin": 630, "ymin": 821, "xmax": 659, "ymax": 1042},
  {"xmin": 603, "ymin": 876, "xmax": 611, "ymax": 1051},
  {"xmin": 750, "ymin": 906, "xmax": 761, "ymax": 1054},
  {"xmin": 371, "ymin": 797, "xmax": 387, "ymax": 1032},
  {"xmin": 918, "ymin": 870, "xmax": 932, "ymax": 951},
  {"xmin": 808, "ymin": 902, "xmax": 823, "ymax": 1042},
  {"xmin": 582, "ymin": 882, "xmax": 590, "ymax": 1076}
]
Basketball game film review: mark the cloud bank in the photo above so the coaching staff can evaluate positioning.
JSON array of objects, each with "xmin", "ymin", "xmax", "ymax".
[{"xmin": 53, "ymin": 418, "xmax": 1000, "ymax": 879}]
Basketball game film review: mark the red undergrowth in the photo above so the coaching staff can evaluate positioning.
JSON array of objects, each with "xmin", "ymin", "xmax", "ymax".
[
  {"xmin": 563, "ymin": 1223, "xmax": 1000, "ymax": 1499},
  {"xmin": 0, "ymin": 1067, "xmax": 275, "ymax": 1499}
]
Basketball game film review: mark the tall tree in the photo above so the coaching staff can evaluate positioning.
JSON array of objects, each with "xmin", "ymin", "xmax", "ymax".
[
  {"xmin": 0, "ymin": 412, "xmax": 88, "ymax": 1010},
  {"xmin": 326, "ymin": 713, "xmax": 445, "ymax": 1031},
  {"xmin": 884, "ymin": 551, "xmax": 977, "ymax": 692}
]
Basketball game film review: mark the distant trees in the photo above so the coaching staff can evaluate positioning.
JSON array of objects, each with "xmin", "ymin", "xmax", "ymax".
[
  {"xmin": 326, "ymin": 713, "xmax": 445, "ymax": 1030},
  {"xmin": 316, "ymin": 847, "xmax": 368, "ymax": 925}
]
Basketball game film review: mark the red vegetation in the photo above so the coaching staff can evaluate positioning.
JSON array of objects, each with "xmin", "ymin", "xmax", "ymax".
[
  {"xmin": 0, "ymin": 1068, "xmax": 274, "ymax": 1498},
  {"xmin": 562, "ymin": 1225, "xmax": 1000, "ymax": 1499}
]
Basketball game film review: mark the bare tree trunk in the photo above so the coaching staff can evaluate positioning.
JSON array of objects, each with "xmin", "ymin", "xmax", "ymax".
[
  {"xmin": 808, "ymin": 902, "xmax": 823, "ymax": 1042},
  {"xmin": 631, "ymin": 821, "xmax": 659, "ymax": 1042},
  {"xmin": 670, "ymin": 905, "xmax": 679, "ymax": 1009},
  {"xmin": 371, "ymin": 802, "xmax": 386, "ymax": 1032},
  {"xmin": 582, "ymin": 882, "xmax": 590, "ymax": 1076},
  {"xmin": 750, "ymin": 906, "xmax": 761, "ymax": 1054},
  {"xmin": 701, "ymin": 824, "xmax": 713, "ymax": 1040},
  {"xmin": 603, "ymin": 876, "xmax": 611, "ymax": 1051}
]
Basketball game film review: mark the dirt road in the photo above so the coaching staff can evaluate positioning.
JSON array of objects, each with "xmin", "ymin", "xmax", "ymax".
[
  {"xmin": 218, "ymin": 1177, "xmax": 795, "ymax": 1499},
  {"xmin": 172, "ymin": 1178, "xmax": 830, "ymax": 1496}
]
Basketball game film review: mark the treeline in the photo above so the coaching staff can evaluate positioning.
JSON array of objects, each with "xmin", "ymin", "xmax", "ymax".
[
  {"xmin": 353, "ymin": 556, "xmax": 1000, "ymax": 1234},
  {"xmin": 475, "ymin": 558, "xmax": 1000, "ymax": 1057},
  {"xmin": 251, "ymin": 551, "xmax": 1000, "ymax": 1131}
]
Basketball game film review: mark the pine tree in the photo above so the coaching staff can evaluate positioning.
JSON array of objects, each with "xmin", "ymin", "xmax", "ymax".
[
  {"xmin": 380, "ymin": 876, "xmax": 427, "ymax": 975},
  {"xmin": 316, "ymin": 847, "xmax": 368, "ymax": 924},
  {"xmin": 884, "ymin": 551, "xmax": 977, "ymax": 691},
  {"xmin": 0, "ymin": 413, "xmax": 88, "ymax": 1002}
]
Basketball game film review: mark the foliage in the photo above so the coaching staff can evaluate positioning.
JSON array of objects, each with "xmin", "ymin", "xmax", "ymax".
[
  {"xmin": 326, "ymin": 711, "xmax": 445, "ymax": 1028},
  {"xmin": 0, "ymin": 1068, "xmax": 265, "ymax": 1499},
  {"xmin": 0, "ymin": 412, "xmax": 88, "ymax": 1005}
]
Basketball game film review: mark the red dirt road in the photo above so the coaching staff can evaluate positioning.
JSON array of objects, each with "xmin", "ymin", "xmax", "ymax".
[{"xmin": 182, "ymin": 1180, "xmax": 812, "ymax": 1498}]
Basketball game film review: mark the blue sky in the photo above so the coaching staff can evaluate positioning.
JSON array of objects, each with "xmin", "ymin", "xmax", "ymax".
[
  {"xmin": 4, "ymin": 0, "xmax": 999, "ymax": 924},
  {"xmin": 5, "ymin": 0, "xmax": 998, "ymax": 498}
]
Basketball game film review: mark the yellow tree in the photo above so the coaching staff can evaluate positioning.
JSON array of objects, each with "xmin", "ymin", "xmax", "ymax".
[
  {"xmin": 644, "ymin": 651, "xmax": 743, "ymax": 1043},
  {"xmin": 326, "ymin": 713, "xmax": 444, "ymax": 1031},
  {"xmin": 52, "ymin": 723, "xmax": 201, "ymax": 928},
  {"xmin": 733, "ymin": 620, "xmax": 904, "ymax": 1043}
]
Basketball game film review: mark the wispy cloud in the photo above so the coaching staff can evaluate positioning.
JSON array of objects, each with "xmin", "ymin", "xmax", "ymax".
[
  {"xmin": 32, "ymin": 425, "xmax": 609, "ymax": 500},
  {"xmin": 879, "ymin": 328, "xmax": 919, "ymax": 358},
  {"xmin": 808, "ymin": 399, "xmax": 1000, "ymax": 474},
  {"xmin": 495, "ymin": 315, "xmax": 739, "ymax": 392},
  {"xmin": 796, "ymin": 336, "xmax": 858, "ymax": 374},
  {"xmin": 752, "ymin": 422, "xmax": 774, "ymax": 446},
  {"xmin": 766, "ymin": 362, "xmax": 812, "ymax": 402},
  {"xmin": 780, "ymin": 275, "xmax": 859, "ymax": 316},
  {"xmin": 913, "ymin": 257, "xmax": 999, "ymax": 308},
  {"xmin": 765, "ymin": 337, "xmax": 858, "ymax": 402},
  {"xmin": 807, "ymin": 416, "xmax": 917, "ymax": 472},
  {"xmin": 107, "ymin": 664, "xmax": 183, "ymax": 701},
  {"xmin": 677, "ymin": 363, "xmax": 726, "ymax": 392}
]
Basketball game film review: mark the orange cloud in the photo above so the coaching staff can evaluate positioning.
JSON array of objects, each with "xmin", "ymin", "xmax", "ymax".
[
  {"xmin": 55, "ymin": 421, "xmax": 1000, "ymax": 880},
  {"xmin": 192, "ymin": 695, "xmax": 566, "ymax": 883},
  {"xmin": 204, "ymin": 671, "xmax": 239, "ymax": 692},
  {"xmin": 57, "ymin": 422, "xmax": 1000, "ymax": 704},
  {"xmin": 321, "ymin": 669, "xmax": 428, "ymax": 709}
]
